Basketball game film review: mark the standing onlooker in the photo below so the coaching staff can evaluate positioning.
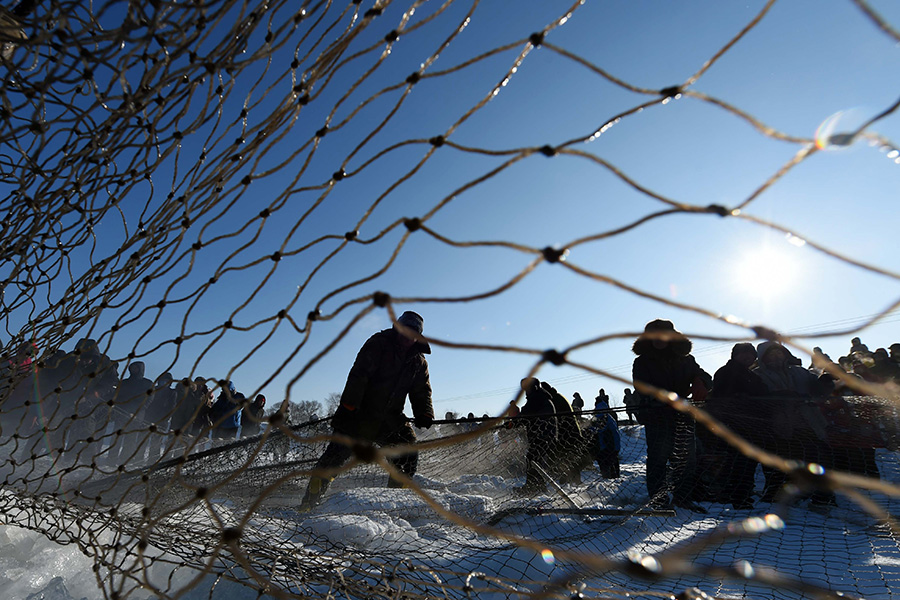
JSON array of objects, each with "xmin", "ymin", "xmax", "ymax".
[
  {"xmin": 143, "ymin": 372, "xmax": 177, "ymax": 463},
  {"xmin": 540, "ymin": 381, "xmax": 587, "ymax": 485},
  {"xmin": 752, "ymin": 341, "xmax": 834, "ymax": 503},
  {"xmin": 586, "ymin": 392, "xmax": 621, "ymax": 479},
  {"xmin": 632, "ymin": 319, "xmax": 711, "ymax": 510},
  {"xmin": 512, "ymin": 377, "xmax": 558, "ymax": 496},
  {"xmin": 209, "ymin": 381, "xmax": 243, "ymax": 443},
  {"xmin": 622, "ymin": 388, "xmax": 638, "ymax": 423},
  {"xmin": 242, "ymin": 394, "xmax": 267, "ymax": 437},
  {"xmin": 706, "ymin": 343, "xmax": 768, "ymax": 508},
  {"xmin": 107, "ymin": 362, "xmax": 154, "ymax": 467}
]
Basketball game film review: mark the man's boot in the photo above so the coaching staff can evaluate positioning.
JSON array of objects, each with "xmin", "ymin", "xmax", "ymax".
[{"xmin": 299, "ymin": 476, "xmax": 331, "ymax": 512}]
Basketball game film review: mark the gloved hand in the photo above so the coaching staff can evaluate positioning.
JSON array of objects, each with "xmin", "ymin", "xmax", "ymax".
[{"xmin": 414, "ymin": 415, "xmax": 433, "ymax": 429}]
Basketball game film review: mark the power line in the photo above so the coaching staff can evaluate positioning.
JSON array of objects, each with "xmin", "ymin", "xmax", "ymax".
[{"xmin": 433, "ymin": 308, "xmax": 900, "ymax": 407}]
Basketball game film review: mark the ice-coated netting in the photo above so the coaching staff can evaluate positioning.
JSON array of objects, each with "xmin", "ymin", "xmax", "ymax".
[{"xmin": 0, "ymin": 0, "xmax": 900, "ymax": 598}]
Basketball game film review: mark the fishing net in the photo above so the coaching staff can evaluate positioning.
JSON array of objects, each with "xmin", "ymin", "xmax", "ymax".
[{"xmin": 0, "ymin": 0, "xmax": 899, "ymax": 598}]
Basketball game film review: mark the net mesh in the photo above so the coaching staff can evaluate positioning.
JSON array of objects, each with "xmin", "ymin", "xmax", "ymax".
[{"xmin": 1, "ymin": 0, "xmax": 900, "ymax": 598}]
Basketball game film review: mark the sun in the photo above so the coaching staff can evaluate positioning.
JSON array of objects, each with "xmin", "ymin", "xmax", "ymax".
[{"xmin": 732, "ymin": 245, "xmax": 801, "ymax": 300}]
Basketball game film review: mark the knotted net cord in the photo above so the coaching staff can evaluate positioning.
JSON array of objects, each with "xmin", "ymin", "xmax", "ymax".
[{"xmin": 0, "ymin": 0, "xmax": 899, "ymax": 598}]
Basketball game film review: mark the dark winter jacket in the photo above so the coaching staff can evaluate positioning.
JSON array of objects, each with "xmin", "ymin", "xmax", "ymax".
[
  {"xmin": 331, "ymin": 328, "xmax": 433, "ymax": 438},
  {"xmin": 752, "ymin": 341, "xmax": 834, "ymax": 397},
  {"xmin": 710, "ymin": 359, "xmax": 768, "ymax": 399},
  {"xmin": 632, "ymin": 335, "xmax": 711, "ymax": 423},
  {"xmin": 114, "ymin": 362, "xmax": 154, "ymax": 420},
  {"xmin": 541, "ymin": 382, "xmax": 583, "ymax": 448},
  {"xmin": 241, "ymin": 398, "xmax": 266, "ymax": 437},
  {"xmin": 146, "ymin": 383, "xmax": 177, "ymax": 426},
  {"xmin": 519, "ymin": 381, "xmax": 558, "ymax": 452},
  {"xmin": 210, "ymin": 390, "xmax": 243, "ymax": 430}
]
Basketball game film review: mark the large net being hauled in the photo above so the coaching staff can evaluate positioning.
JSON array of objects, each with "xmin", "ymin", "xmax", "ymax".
[{"xmin": 1, "ymin": 0, "xmax": 900, "ymax": 598}]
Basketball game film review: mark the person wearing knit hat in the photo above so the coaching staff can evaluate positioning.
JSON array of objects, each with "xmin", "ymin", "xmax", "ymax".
[
  {"xmin": 632, "ymin": 319, "xmax": 711, "ymax": 510},
  {"xmin": 300, "ymin": 310, "xmax": 434, "ymax": 511}
]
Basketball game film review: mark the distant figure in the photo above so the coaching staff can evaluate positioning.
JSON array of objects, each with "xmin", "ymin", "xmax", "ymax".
[
  {"xmin": 706, "ymin": 343, "xmax": 768, "ymax": 509},
  {"xmin": 586, "ymin": 393, "xmax": 620, "ymax": 479},
  {"xmin": 107, "ymin": 362, "xmax": 154, "ymax": 467},
  {"xmin": 66, "ymin": 339, "xmax": 117, "ymax": 465},
  {"xmin": 632, "ymin": 319, "xmax": 711, "ymax": 510},
  {"xmin": 169, "ymin": 378, "xmax": 194, "ymax": 433},
  {"xmin": 870, "ymin": 348, "xmax": 900, "ymax": 383},
  {"xmin": 300, "ymin": 311, "xmax": 434, "ymax": 510},
  {"xmin": 622, "ymin": 388, "xmax": 638, "ymax": 423},
  {"xmin": 242, "ymin": 394, "xmax": 267, "ymax": 437},
  {"xmin": 512, "ymin": 377, "xmax": 558, "ymax": 496},
  {"xmin": 144, "ymin": 372, "xmax": 177, "ymax": 462},
  {"xmin": 209, "ymin": 381, "xmax": 243, "ymax": 442},
  {"xmin": 571, "ymin": 392, "xmax": 585, "ymax": 412},
  {"xmin": 541, "ymin": 381, "xmax": 587, "ymax": 485},
  {"xmin": 186, "ymin": 377, "xmax": 213, "ymax": 440},
  {"xmin": 753, "ymin": 342, "xmax": 834, "ymax": 398},
  {"xmin": 711, "ymin": 343, "xmax": 767, "ymax": 399},
  {"xmin": 850, "ymin": 337, "xmax": 870, "ymax": 356}
]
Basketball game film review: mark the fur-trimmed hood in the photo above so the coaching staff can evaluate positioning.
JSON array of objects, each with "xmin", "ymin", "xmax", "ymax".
[
  {"xmin": 632, "ymin": 319, "xmax": 692, "ymax": 356},
  {"xmin": 632, "ymin": 335, "xmax": 692, "ymax": 357}
]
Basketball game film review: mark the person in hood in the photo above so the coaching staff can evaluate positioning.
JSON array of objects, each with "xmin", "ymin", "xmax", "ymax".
[
  {"xmin": 752, "ymin": 340, "xmax": 835, "ymax": 503},
  {"xmin": 241, "ymin": 394, "xmax": 267, "ymax": 437},
  {"xmin": 753, "ymin": 341, "xmax": 833, "ymax": 398},
  {"xmin": 300, "ymin": 311, "xmax": 434, "ymax": 510},
  {"xmin": 632, "ymin": 319, "xmax": 711, "ymax": 510}
]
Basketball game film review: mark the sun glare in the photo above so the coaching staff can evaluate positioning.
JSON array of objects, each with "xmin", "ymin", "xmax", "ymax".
[{"xmin": 732, "ymin": 245, "xmax": 801, "ymax": 300}]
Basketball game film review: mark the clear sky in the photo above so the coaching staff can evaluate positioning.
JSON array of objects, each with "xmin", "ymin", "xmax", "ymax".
[{"xmin": 8, "ymin": 0, "xmax": 900, "ymax": 418}]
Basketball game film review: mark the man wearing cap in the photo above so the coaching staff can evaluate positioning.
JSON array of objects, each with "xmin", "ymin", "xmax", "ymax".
[{"xmin": 300, "ymin": 311, "xmax": 435, "ymax": 510}]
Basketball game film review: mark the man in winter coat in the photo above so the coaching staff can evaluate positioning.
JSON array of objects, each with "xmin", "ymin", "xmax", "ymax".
[
  {"xmin": 209, "ymin": 381, "xmax": 243, "ymax": 442},
  {"xmin": 632, "ymin": 319, "xmax": 711, "ymax": 510},
  {"xmin": 540, "ymin": 381, "xmax": 587, "ymax": 485},
  {"xmin": 511, "ymin": 377, "xmax": 558, "ymax": 495},
  {"xmin": 300, "ymin": 311, "xmax": 435, "ymax": 510},
  {"xmin": 143, "ymin": 372, "xmax": 177, "ymax": 463},
  {"xmin": 705, "ymin": 342, "xmax": 768, "ymax": 508},
  {"xmin": 106, "ymin": 361, "xmax": 154, "ymax": 467},
  {"xmin": 65, "ymin": 339, "xmax": 117, "ymax": 466}
]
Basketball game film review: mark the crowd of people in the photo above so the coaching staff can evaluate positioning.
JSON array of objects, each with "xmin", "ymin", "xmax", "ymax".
[
  {"xmin": 0, "ymin": 338, "xmax": 270, "ymax": 470},
  {"xmin": 628, "ymin": 320, "xmax": 900, "ymax": 510},
  {"xmin": 1, "ymin": 314, "xmax": 896, "ymax": 512}
]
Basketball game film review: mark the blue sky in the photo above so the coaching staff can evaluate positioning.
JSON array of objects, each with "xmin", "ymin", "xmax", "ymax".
[{"xmin": 9, "ymin": 0, "xmax": 899, "ymax": 418}]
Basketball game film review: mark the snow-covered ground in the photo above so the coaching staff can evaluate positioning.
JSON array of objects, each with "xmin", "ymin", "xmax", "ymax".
[{"xmin": 3, "ymin": 425, "xmax": 900, "ymax": 600}]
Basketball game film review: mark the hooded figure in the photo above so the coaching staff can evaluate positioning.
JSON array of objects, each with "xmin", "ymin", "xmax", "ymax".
[
  {"xmin": 753, "ymin": 341, "xmax": 833, "ymax": 397},
  {"xmin": 300, "ymin": 311, "xmax": 435, "ymax": 510},
  {"xmin": 632, "ymin": 319, "xmax": 711, "ymax": 509},
  {"xmin": 752, "ymin": 341, "xmax": 836, "ymax": 503},
  {"xmin": 242, "ymin": 394, "xmax": 267, "ymax": 437}
]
